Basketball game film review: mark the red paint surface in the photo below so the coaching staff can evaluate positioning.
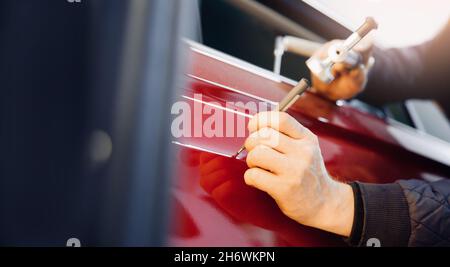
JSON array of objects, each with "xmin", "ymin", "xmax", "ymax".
[{"xmin": 168, "ymin": 44, "xmax": 450, "ymax": 246}]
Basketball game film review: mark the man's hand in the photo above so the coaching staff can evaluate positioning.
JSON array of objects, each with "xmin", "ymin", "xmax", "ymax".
[
  {"xmin": 311, "ymin": 40, "xmax": 373, "ymax": 101},
  {"xmin": 243, "ymin": 111, "xmax": 354, "ymax": 237}
]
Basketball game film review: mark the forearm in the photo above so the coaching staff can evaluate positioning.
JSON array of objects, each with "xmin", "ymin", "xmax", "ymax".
[
  {"xmin": 359, "ymin": 45, "xmax": 427, "ymax": 106},
  {"xmin": 274, "ymin": 174, "xmax": 356, "ymax": 238},
  {"xmin": 310, "ymin": 180, "xmax": 355, "ymax": 237},
  {"xmin": 359, "ymin": 20, "xmax": 450, "ymax": 107}
]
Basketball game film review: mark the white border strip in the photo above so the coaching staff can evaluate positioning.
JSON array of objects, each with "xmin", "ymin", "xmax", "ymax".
[
  {"xmin": 387, "ymin": 118, "xmax": 450, "ymax": 166},
  {"xmin": 185, "ymin": 39, "xmax": 297, "ymax": 86},
  {"xmin": 172, "ymin": 141, "xmax": 232, "ymax": 158},
  {"xmin": 181, "ymin": 95, "xmax": 254, "ymax": 119},
  {"xmin": 187, "ymin": 74, "xmax": 278, "ymax": 105}
]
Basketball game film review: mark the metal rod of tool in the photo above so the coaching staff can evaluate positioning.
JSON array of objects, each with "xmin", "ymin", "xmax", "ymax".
[
  {"xmin": 306, "ymin": 17, "xmax": 378, "ymax": 84},
  {"xmin": 234, "ymin": 78, "xmax": 310, "ymax": 156}
]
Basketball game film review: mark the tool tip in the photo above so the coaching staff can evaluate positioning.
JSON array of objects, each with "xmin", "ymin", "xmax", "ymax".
[
  {"xmin": 300, "ymin": 78, "xmax": 310, "ymax": 87},
  {"xmin": 365, "ymin": 17, "xmax": 378, "ymax": 30},
  {"xmin": 233, "ymin": 147, "xmax": 245, "ymax": 158}
]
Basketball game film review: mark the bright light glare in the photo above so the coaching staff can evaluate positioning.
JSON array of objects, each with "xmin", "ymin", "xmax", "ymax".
[{"xmin": 303, "ymin": 0, "xmax": 450, "ymax": 48}]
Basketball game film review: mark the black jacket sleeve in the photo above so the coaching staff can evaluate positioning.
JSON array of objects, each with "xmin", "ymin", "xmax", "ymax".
[{"xmin": 347, "ymin": 179, "xmax": 450, "ymax": 247}]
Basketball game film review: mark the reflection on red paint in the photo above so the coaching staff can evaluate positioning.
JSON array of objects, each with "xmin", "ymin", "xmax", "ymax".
[{"xmin": 197, "ymin": 151, "xmax": 344, "ymax": 246}]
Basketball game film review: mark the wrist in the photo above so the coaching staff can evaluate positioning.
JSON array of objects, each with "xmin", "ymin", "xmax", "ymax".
[{"xmin": 312, "ymin": 179, "xmax": 355, "ymax": 237}]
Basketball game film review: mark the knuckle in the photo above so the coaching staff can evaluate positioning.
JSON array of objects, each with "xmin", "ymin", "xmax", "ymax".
[
  {"xmin": 247, "ymin": 118, "xmax": 255, "ymax": 132},
  {"xmin": 259, "ymin": 126, "xmax": 272, "ymax": 134},
  {"xmin": 246, "ymin": 145, "xmax": 265, "ymax": 166},
  {"xmin": 244, "ymin": 136, "xmax": 255, "ymax": 150},
  {"xmin": 254, "ymin": 144, "xmax": 268, "ymax": 153},
  {"xmin": 278, "ymin": 112, "xmax": 290, "ymax": 126},
  {"xmin": 250, "ymin": 112, "xmax": 266, "ymax": 131},
  {"xmin": 258, "ymin": 127, "xmax": 274, "ymax": 140},
  {"xmin": 256, "ymin": 111, "xmax": 269, "ymax": 124},
  {"xmin": 244, "ymin": 168, "xmax": 258, "ymax": 185},
  {"xmin": 246, "ymin": 150, "xmax": 256, "ymax": 166}
]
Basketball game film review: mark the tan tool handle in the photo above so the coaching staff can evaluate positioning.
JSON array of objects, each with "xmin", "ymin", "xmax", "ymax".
[
  {"xmin": 234, "ymin": 78, "xmax": 310, "ymax": 157},
  {"xmin": 277, "ymin": 78, "xmax": 310, "ymax": 111},
  {"xmin": 356, "ymin": 17, "xmax": 378, "ymax": 38}
]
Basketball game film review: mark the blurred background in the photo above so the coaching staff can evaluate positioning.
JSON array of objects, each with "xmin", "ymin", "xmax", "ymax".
[
  {"xmin": 0, "ymin": 0, "xmax": 448, "ymax": 246},
  {"xmin": 201, "ymin": 0, "xmax": 450, "ymax": 80}
]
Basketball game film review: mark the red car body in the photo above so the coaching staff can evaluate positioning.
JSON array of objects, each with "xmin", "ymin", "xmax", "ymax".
[{"xmin": 168, "ymin": 41, "xmax": 450, "ymax": 246}]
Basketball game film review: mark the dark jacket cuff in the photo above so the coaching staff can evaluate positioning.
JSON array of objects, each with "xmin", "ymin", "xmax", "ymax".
[{"xmin": 348, "ymin": 182, "xmax": 411, "ymax": 247}]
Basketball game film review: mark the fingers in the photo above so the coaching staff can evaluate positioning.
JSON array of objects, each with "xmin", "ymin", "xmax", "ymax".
[
  {"xmin": 331, "ymin": 62, "xmax": 366, "ymax": 78},
  {"xmin": 349, "ymin": 66, "xmax": 365, "ymax": 79},
  {"xmin": 246, "ymin": 145, "xmax": 287, "ymax": 174},
  {"xmin": 248, "ymin": 111, "xmax": 312, "ymax": 140},
  {"xmin": 244, "ymin": 167, "xmax": 277, "ymax": 194},
  {"xmin": 331, "ymin": 63, "xmax": 348, "ymax": 77},
  {"xmin": 244, "ymin": 127, "xmax": 294, "ymax": 154},
  {"xmin": 199, "ymin": 155, "xmax": 225, "ymax": 176},
  {"xmin": 199, "ymin": 169, "xmax": 229, "ymax": 194}
]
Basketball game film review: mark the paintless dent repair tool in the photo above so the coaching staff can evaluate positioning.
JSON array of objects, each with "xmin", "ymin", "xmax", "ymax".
[
  {"xmin": 234, "ymin": 78, "xmax": 310, "ymax": 157},
  {"xmin": 306, "ymin": 17, "xmax": 378, "ymax": 84}
]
